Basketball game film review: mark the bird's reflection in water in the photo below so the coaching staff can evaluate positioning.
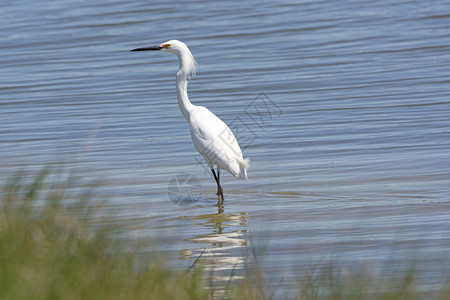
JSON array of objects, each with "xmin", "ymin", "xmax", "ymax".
[{"xmin": 180, "ymin": 205, "xmax": 249, "ymax": 286}]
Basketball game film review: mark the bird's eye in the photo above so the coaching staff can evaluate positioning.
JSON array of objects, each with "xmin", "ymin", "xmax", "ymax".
[{"xmin": 164, "ymin": 44, "xmax": 171, "ymax": 49}]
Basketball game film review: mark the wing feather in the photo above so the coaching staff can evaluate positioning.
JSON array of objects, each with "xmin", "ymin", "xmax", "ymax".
[{"xmin": 189, "ymin": 106, "xmax": 248, "ymax": 179}]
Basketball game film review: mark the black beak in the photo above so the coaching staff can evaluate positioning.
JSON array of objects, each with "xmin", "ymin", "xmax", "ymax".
[{"xmin": 130, "ymin": 46, "xmax": 163, "ymax": 52}]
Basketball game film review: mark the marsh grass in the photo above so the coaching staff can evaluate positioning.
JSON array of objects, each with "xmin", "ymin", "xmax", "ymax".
[
  {"xmin": 1, "ymin": 169, "xmax": 448, "ymax": 299},
  {"xmin": 0, "ymin": 170, "xmax": 206, "ymax": 300}
]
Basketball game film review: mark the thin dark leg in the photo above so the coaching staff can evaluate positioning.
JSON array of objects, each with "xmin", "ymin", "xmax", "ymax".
[
  {"xmin": 211, "ymin": 168, "xmax": 218, "ymax": 182},
  {"xmin": 217, "ymin": 168, "xmax": 224, "ymax": 201},
  {"xmin": 210, "ymin": 167, "xmax": 224, "ymax": 202}
]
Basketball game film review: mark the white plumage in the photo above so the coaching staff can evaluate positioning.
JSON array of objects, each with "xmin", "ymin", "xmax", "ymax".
[
  {"xmin": 190, "ymin": 106, "xmax": 249, "ymax": 179},
  {"xmin": 131, "ymin": 40, "xmax": 249, "ymax": 201}
]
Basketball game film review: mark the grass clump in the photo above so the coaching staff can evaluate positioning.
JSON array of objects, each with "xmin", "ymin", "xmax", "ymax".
[{"xmin": 0, "ymin": 170, "xmax": 206, "ymax": 300}]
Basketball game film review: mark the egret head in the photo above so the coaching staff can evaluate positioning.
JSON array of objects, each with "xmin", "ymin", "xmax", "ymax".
[
  {"xmin": 131, "ymin": 40, "xmax": 197, "ymax": 75},
  {"xmin": 159, "ymin": 40, "xmax": 189, "ymax": 55}
]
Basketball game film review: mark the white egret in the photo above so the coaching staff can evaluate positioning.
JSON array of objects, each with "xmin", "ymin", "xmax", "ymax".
[{"xmin": 131, "ymin": 40, "xmax": 249, "ymax": 201}]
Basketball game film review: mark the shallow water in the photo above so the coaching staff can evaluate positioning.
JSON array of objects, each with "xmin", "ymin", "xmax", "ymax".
[{"xmin": 1, "ymin": 0, "xmax": 450, "ymax": 295}]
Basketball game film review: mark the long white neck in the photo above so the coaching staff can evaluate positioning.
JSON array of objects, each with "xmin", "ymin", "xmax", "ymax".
[
  {"xmin": 176, "ymin": 71, "xmax": 194, "ymax": 121},
  {"xmin": 175, "ymin": 53, "xmax": 196, "ymax": 121}
]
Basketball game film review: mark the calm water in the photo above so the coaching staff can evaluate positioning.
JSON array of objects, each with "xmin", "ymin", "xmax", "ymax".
[{"xmin": 1, "ymin": 0, "xmax": 450, "ymax": 295}]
